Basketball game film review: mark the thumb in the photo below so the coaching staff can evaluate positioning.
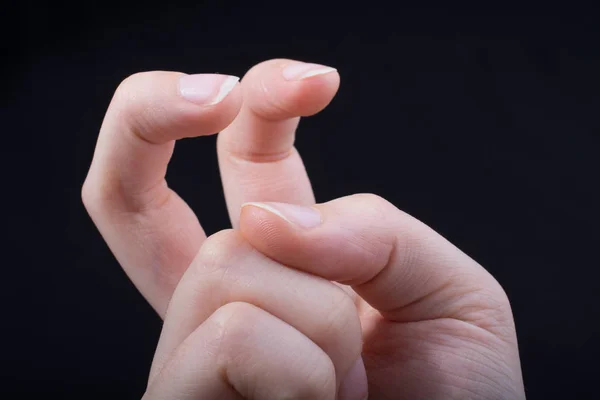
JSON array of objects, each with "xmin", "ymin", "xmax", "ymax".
[{"xmin": 239, "ymin": 194, "xmax": 515, "ymax": 340}]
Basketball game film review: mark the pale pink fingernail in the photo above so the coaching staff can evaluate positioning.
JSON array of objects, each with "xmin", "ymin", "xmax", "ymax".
[
  {"xmin": 338, "ymin": 356, "xmax": 369, "ymax": 400},
  {"xmin": 282, "ymin": 62, "xmax": 337, "ymax": 81},
  {"xmin": 179, "ymin": 74, "xmax": 239, "ymax": 105},
  {"xmin": 241, "ymin": 202, "xmax": 322, "ymax": 229}
]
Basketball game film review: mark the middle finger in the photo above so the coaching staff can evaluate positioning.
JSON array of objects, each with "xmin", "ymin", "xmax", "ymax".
[{"xmin": 217, "ymin": 59, "xmax": 340, "ymax": 227}]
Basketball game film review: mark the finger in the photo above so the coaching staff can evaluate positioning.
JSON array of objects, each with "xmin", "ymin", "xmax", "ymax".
[
  {"xmin": 148, "ymin": 230, "xmax": 366, "ymax": 400},
  {"xmin": 217, "ymin": 59, "xmax": 340, "ymax": 227},
  {"xmin": 239, "ymin": 194, "xmax": 516, "ymax": 338},
  {"xmin": 82, "ymin": 71, "xmax": 242, "ymax": 315},
  {"xmin": 144, "ymin": 302, "xmax": 336, "ymax": 400}
]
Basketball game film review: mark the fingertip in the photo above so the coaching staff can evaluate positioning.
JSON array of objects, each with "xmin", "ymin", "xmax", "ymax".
[
  {"xmin": 239, "ymin": 203, "xmax": 298, "ymax": 253},
  {"xmin": 109, "ymin": 71, "xmax": 243, "ymax": 144},
  {"xmin": 241, "ymin": 59, "xmax": 340, "ymax": 120},
  {"xmin": 239, "ymin": 202, "xmax": 278, "ymax": 237},
  {"xmin": 281, "ymin": 63, "xmax": 338, "ymax": 81},
  {"xmin": 178, "ymin": 74, "xmax": 240, "ymax": 106},
  {"xmin": 289, "ymin": 68, "xmax": 340, "ymax": 117},
  {"xmin": 176, "ymin": 73, "xmax": 243, "ymax": 137}
]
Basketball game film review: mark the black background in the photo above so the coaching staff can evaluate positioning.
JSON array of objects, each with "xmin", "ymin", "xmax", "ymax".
[{"xmin": 5, "ymin": 3, "xmax": 600, "ymax": 399}]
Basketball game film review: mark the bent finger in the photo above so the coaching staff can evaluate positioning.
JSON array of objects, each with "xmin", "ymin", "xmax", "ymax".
[
  {"xmin": 82, "ymin": 71, "xmax": 242, "ymax": 315},
  {"xmin": 149, "ymin": 230, "xmax": 366, "ymax": 399},
  {"xmin": 218, "ymin": 59, "xmax": 340, "ymax": 227},
  {"xmin": 144, "ymin": 302, "xmax": 336, "ymax": 400}
]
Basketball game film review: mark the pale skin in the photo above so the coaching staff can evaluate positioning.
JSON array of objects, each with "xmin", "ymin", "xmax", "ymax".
[{"xmin": 82, "ymin": 59, "xmax": 526, "ymax": 399}]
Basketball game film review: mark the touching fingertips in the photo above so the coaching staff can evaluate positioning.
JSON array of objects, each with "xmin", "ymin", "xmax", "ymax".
[
  {"xmin": 242, "ymin": 202, "xmax": 322, "ymax": 229},
  {"xmin": 179, "ymin": 74, "xmax": 239, "ymax": 105},
  {"xmin": 282, "ymin": 62, "xmax": 337, "ymax": 81}
]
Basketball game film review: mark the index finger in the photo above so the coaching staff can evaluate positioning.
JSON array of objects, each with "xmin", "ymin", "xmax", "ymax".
[{"xmin": 82, "ymin": 71, "xmax": 242, "ymax": 315}]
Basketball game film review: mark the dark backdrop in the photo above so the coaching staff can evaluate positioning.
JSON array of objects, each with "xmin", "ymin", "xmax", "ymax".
[{"xmin": 5, "ymin": 4, "xmax": 599, "ymax": 399}]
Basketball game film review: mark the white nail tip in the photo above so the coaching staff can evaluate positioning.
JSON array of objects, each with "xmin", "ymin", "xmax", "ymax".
[
  {"xmin": 298, "ymin": 67, "xmax": 337, "ymax": 79},
  {"xmin": 241, "ymin": 202, "xmax": 291, "ymax": 223},
  {"xmin": 210, "ymin": 76, "xmax": 239, "ymax": 105}
]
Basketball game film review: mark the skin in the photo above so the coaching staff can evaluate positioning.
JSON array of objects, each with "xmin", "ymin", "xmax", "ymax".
[{"xmin": 82, "ymin": 59, "xmax": 526, "ymax": 399}]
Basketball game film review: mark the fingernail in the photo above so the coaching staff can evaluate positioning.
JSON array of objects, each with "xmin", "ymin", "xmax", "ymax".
[
  {"xmin": 282, "ymin": 62, "xmax": 337, "ymax": 81},
  {"xmin": 242, "ymin": 202, "xmax": 322, "ymax": 229},
  {"xmin": 179, "ymin": 74, "xmax": 239, "ymax": 105},
  {"xmin": 338, "ymin": 357, "xmax": 368, "ymax": 400}
]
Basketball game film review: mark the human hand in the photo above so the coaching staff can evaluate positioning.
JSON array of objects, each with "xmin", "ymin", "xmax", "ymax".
[{"xmin": 82, "ymin": 59, "xmax": 525, "ymax": 398}]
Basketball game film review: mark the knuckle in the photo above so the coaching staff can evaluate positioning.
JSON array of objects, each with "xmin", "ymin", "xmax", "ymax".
[
  {"xmin": 327, "ymin": 287, "xmax": 359, "ymax": 328},
  {"xmin": 114, "ymin": 72, "xmax": 150, "ymax": 101},
  {"xmin": 455, "ymin": 281, "xmax": 516, "ymax": 340},
  {"xmin": 320, "ymin": 288, "xmax": 363, "ymax": 351},
  {"xmin": 187, "ymin": 231, "xmax": 254, "ymax": 315},
  {"xmin": 112, "ymin": 73, "xmax": 151, "ymax": 130},
  {"xmin": 211, "ymin": 302, "xmax": 336, "ymax": 400},
  {"xmin": 243, "ymin": 61, "xmax": 297, "ymax": 120},
  {"xmin": 82, "ymin": 173, "xmax": 172, "ymax": 216},
  {"xmin": 351, "ymin": 192, "xmax": 421, "ymax": 261},
  {"xmin": 303, "ymin": 354, "xmax": 337, "ymax": 399},
  {"xmin": 351, "ymin": 192, "xmax": 392, "ymax": 211},
  {"xmin": 210, "ymin": 302, "xmax": 260, "ymax": 359},
  {"xmin": 192, "ymin": 230, "xmax": 249, "ymax": 276},
  {"xmin": 348, "ymin": 193, "xmax": 398, "ymax": 227},
  {"xmin": 112, "ymin": 72, "xmax": 170, "ymax": 143},
  {"xmin": 80, "ymin": 178, "xmax": 96, "ymax": 212},
  {"xmin": 344, "ymin": 193, "xmax": 400, "ymax": 269},
  {"xmin": 214, "ymin": 301, "xmax": 258, "ymax": 337},
  {"xmin": 80, "ymin": 175, "xmax": 112, "ymax": 216},
  {"xmin": 113, "ymin": 72, "xmax": 145, "ymax": 111},
  {"xmin": 250, "ymin": 83, "xmax": 296, "ymax": 120}
]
